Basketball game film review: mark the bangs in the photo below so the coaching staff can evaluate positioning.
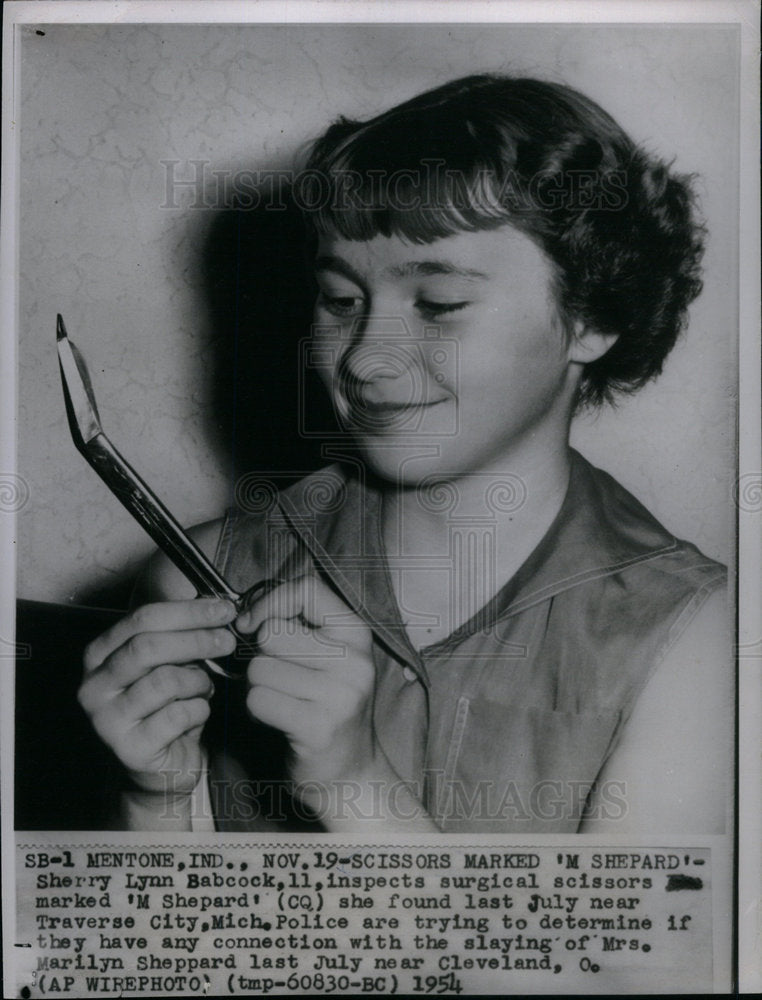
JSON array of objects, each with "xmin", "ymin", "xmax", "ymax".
[
  {"xmin": 297, "ymin": 74, "xmax": 635, "ymax": 249},
  {"xmin": 299, "ymin": 98, "xmax": 525, "ymax": 244}
]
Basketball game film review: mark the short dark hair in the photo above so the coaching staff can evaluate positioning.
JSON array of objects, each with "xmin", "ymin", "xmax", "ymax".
[{"xmin": 299, "ymin": 74, "xmax": 705, "ymax": 408}]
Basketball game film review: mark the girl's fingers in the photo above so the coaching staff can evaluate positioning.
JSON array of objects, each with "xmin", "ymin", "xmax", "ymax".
[
  {"xmin": 108, "ymin": 627, "xmax": 236, "ymax": 688},
  {"xmin": 236, "ymin": 574, "xmax": 361, "ymax": 636},
  {"xmin": 246, "ymin": 685, "xmax": 314, "ymax": 739},
  {"xmin": 119, "ymin": 663, "xmax": 214, "ymax": 720},
  {"xmin": 247, "ymin": 655, "xmax": 325, "ymax": 700},
  {"xmin": 255, "ymin": 619, "xmax": 347, "ymax": 663},
  {"xmin": 81, "ymin": 627, "xmax": 235, "ymax": 709},
  {"xmin": 84, "ymin": 598, "xmax": 237, "ymax": 674},
  {"xmin": 130, "ymin": 696, "xmax": 212, "ymax": 759}
]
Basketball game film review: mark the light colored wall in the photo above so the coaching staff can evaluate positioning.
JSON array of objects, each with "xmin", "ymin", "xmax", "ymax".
[{"xmin": 16, "ymin": 22, "xmax": 738, "ymax": 604}]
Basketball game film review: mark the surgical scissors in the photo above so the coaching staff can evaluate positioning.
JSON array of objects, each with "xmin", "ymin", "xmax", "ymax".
[{"xmin": 56, "ymin": 313, "xmax": 268, "ymax": 678}]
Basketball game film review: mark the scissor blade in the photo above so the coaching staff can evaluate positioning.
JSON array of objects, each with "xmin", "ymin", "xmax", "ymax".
[
  {"xmin": 54, "ymin": 312, "xmax": 265, "ymax": 679},
  {"xmin": 57, "ymin": 314, "xmax": 102, "ymax": 447}
]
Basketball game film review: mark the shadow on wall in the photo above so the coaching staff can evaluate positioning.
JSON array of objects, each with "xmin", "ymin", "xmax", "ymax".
[
  {"xmin": 79, "ymin": 180, "xmax": 338, "ymax": 610},
  {"xmin": 203, "ymin": 180, "xmax": 338, "ymax": 479}
]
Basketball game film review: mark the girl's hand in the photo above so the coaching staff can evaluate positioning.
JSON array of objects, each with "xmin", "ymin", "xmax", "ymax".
[
  {"xmin": 237, "ymin": 576, "xmax": 376, "ymax": 799},
  {"xmin": 78, "ymin": 598, "xmax": 237, "ymax": 795}
]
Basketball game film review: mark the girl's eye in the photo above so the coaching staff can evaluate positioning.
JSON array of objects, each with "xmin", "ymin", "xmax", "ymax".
[
  {"xmin": 417, "ymin": 300, "xmax": 470, "ymax": 319},
  {"xmin": 318, "ymin": 292, "xmax": 364, "ymax": 317}
]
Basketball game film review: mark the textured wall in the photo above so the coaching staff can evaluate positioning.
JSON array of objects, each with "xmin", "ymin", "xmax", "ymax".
[{"xmin": 16, "ymin": 22, "xmax": 738, "ymax": 604}]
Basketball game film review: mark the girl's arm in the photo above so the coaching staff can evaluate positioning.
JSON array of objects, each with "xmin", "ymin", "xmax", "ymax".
[{"xmin": 580, "ymin": 588, "xmax": 732, "ymax": 834}]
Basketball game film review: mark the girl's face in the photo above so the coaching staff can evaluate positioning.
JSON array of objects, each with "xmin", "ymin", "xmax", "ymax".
[{"xmin": 311, "ymin": 225, "xmax": 583, "ymax": 484}]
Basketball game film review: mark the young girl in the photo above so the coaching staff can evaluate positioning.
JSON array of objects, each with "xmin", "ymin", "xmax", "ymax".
[{"xmin": 78, "ymin": 74, "xmax": 730, "ymax": 835}]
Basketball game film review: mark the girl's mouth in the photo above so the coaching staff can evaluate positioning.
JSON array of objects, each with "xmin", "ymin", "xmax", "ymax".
[
  {"xmin": 360, "ymin": 399, "xmax": 445, "ymax": 413},
  {"xmin": 342, "ymin": 397, "xmax": 448, "ymax": 432}
]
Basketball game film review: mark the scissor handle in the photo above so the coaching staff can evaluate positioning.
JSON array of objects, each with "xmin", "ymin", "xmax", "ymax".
[{"xmin": 204, "ymin": 577, "xmax": 285, "ymax": 679}]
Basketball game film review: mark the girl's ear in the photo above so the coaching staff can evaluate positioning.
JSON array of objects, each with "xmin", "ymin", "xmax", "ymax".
[{"xmin": 567, "ymin": 318, "xmax": 618, "ymax": 365}]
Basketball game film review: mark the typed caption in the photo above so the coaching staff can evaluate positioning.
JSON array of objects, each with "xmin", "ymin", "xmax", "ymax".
[{"xmin": 13, "ymin": 836, "xmax": 713, "ymax": 995}]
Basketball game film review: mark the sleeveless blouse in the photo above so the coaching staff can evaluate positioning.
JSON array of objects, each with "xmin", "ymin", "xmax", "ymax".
[{"xmin": 205, "ymin": 450, "xmax": 726, "ymax": 833}]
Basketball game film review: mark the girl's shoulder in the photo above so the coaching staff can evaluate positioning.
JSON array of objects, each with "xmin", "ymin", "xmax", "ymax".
[{"xmin": 136, "ymin": 518, "xmax": 228, "ymax": 602}]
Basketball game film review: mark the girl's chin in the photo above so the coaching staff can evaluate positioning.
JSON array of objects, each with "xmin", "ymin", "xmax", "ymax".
[{"xmin": 354, "ymin": 438, "xmax": 468, "ymax": 485}]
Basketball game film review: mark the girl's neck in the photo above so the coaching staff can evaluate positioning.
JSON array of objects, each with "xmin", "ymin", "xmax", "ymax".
[
  {"xmin": 383, "ymin": 442, "xmax": 572, "ymax": 556},
  {"xmin": 380, "ymin": 443, "xmax": 573, "ymax": 647}
]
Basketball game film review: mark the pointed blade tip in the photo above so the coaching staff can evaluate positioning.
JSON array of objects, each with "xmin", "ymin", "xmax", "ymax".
[{"xmin": 56, "ymin": 314, "xmax": 67, "ymax": 342}]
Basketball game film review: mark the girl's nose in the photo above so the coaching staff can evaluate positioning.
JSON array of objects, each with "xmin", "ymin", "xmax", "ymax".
[{"xmin": 341, "ymin": 314, "xmax": 419, "ymax": 385}]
